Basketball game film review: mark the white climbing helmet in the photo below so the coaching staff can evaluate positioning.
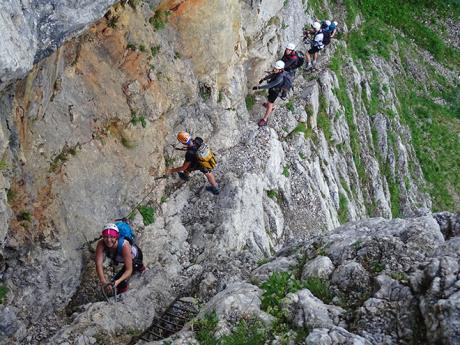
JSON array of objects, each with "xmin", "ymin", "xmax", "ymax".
[
  {"xmin": 313, "ymin": 21, "xmax": 321, "ymax": 30},
  {"xmin": 286, "ymin": 43, "xmax": 296, "ymax": 50},
  {"xmin": 325, "ymin": 20, "xmax": 331, "ymax": 26},
  {"xmin": 273, "ymin": 60, "xmax": 285, "ymax": 70}
]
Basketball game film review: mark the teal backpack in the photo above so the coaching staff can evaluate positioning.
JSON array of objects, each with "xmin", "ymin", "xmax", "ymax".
[{"xmin": 114, "ymin": 220, "xmax": 136, "ymax": 257}]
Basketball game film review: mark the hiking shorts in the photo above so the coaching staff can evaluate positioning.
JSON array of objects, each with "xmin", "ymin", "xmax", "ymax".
[
  {"xmin": 111, "ymin": 245, "xmax": 144, "ymax": 289},
  {"xmin": 187, "ymin": 165, "xmax": 212, "ymax": 174},
  {"xmin": 308, "ymin": 46, "xmax": 321, "ymax": 54},
  {"xmin": 267, "ymin": 88, "xmax": 280, "ymax": 103}
]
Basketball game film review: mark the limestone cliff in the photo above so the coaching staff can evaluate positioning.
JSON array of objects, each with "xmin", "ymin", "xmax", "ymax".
[{"xmin": 0, "ymin": 0, "xmax": 458, "ymax": 344}]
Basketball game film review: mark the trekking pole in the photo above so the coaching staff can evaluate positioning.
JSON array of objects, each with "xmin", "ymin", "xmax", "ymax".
[{"xmin": 124, "ymin": 175, "xmax": 169, "ymax": 219}]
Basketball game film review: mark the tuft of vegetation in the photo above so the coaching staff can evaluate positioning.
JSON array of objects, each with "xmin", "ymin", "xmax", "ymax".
[
  {"xmin": 0, "ymin": 160, "xmax": 8, "ymax": 170},
  {"xmin": 303, "ymin": 276, "xmax": 334, "ymax": 304},
  {"xmin": 390, "ymin": 271, "xmax": 408, "ymax": 282},
  {"xmin": 6, "ymin": 188, "xmax": 16, "ymax": 204},
  {"xmin": 127, "ymin": 43, "xmax": 136, "ymax": 51},
  {"xmin": 199, "ymin": 82, "xmax": 212, "ymax": 101},
  {"xmin": 0, "ymin": 285, "xmax": 7, "ymax": 304},
  {"xmin": 121, "ymin": 136, "xmax": 137, "ymax": 149},
  {"xmin": 195, "ymin": 312, "xmax": 268, "ymax": 345},
  {"xmin": 17, "ymin": 210, "xmax": 32, "ymax": 222},
  {"xmin": 107, "ymin": 15, "xmax": 119, "ymax": 28},
  {"xmin": 266, "ymin": 190, "xmax": 278, "ymax": 200},
  {"xmin": 138, "ymin": 205, "xmax": 155, "ymax": 225},
  {"xmin": 49, "ymin": 144, "xmax": 79, "ymax": 173},
  {"xmin": 285, "ymin": 100, "xmax": 294, "ymax": 112},
  {"xmin": 130, "ymin": 112, "xmax": 147, "ymax": 128},
  {"xmin": 371, "ymin": 261, "xmax": 385, "ymax": 273},
  {"xmin": 282, "ymin": 165, "xmax": 290, "ymax": 177},
  {"xmin": 257, "ymin": 257, "xmax": 270, "ymax": 266},
  {"xmin": 149, "ymin": 10, "xmax": 170, "ymax": 31},
  {"xmin": 261, "ymin": 272, "xmax": 302, "ymax": 319},
  {"xmin": 150, "ymin": 45, "xmax": 160, "ymax": 57},
  {"xmin": 139, "ymin": 44, "xmax": 146, "ymax": 53},
  {"xmin": 337, "ymin": 193, "xmax": 349, "ymax": 224},
  {"xmin": 245, "ymin": 94, "xmax": 256, "ymax": 111}
]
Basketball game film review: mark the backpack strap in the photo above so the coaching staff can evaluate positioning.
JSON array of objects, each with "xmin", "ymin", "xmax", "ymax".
[{"xmin": 116, "ymin": 237, "xmax": 125, "ymax": 258}]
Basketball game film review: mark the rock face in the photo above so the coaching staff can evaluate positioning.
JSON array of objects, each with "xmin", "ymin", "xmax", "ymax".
[
  {"xmin": 0, "ymin": 0, "xmax": 119, "ymax": 88},
  {"xmin": 0, "ymin": 0, "xmax": 457, "ymax": 344}
]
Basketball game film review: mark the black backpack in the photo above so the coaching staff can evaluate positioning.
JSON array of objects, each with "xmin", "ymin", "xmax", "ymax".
[{"xmin": 322, "ymin": 30, "xmax": 331, "ymax": 46}]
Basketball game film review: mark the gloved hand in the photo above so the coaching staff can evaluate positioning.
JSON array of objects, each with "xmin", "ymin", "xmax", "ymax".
[
  {"xmin": 259, "ymin": 79, "xmax": 264, "ymax": 84},
  {"xmin": 252, "ymin": 86, "xmax": 259, "ymax": 90}
]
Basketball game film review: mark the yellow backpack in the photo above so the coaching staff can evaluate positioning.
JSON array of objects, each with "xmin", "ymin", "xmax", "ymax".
[{"xmin": 195, "ymin": 138, "xmax": 217, "ymax": 170}]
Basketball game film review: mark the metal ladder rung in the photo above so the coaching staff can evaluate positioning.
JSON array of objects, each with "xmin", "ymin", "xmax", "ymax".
[
  {"xmin": 158, "ymin": 316, "xmax": 185, "ymax": 329},
  {"xmin": 164, "ymin": 311, "xmax": 188, "ymax": 320}
]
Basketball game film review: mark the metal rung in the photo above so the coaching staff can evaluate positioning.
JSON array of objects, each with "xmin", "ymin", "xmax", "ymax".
[
  {"xmin": 171, "ymin": 303, "xmax": 197, "ymax": 313},
  {"xmin": 164, "ymin": 311, "xmax": 188, "ymax": 320},
  {"xmin": 158, "ymin": 316, "xmax": 184, "ymax": 328},
  {"xmin": 152, "ymin": 323, "xmax": 176, "ymax": 332}
]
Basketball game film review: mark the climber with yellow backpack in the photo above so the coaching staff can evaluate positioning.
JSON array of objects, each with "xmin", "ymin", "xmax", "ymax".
[{"xmin": 167, "ymin": 131, "xmax": 220, "ymax": 195}]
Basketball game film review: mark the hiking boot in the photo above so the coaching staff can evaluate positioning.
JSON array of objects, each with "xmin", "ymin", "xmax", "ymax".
[
  {"xmin": 178, "ymin": 172, "xmax": 190, "ymax": 181},
  {"xmin": 258, "ymin": 118, "xmax": 268, "ymax": 127},
  {"xmin": 205, "ymin": 186, "xmax": 220, "ymax": 195},
  {"xmin": 280, "ymin": 91, "xmax": 287, "ymax": 101}
]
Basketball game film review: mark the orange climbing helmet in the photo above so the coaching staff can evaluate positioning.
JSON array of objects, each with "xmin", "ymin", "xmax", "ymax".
[{"xmin": 177, "ymin": 131, "xmax": 191, "ymax": 145}]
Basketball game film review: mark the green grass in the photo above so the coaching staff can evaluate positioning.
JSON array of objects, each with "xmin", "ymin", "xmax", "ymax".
[
  {"xmin": 0, "ymin": 285, "xmax": 7, "ymax": 304},
  {"xmin": 307, "ymin": 0, "xmax": 328, "ymax": 19},
  {"xmin": 107, "ymin": 15, "xmax": 119, "ymax": 28},
  {"xmin": 150, "ymin": 45, "xmax": 160, "ymax": 57},
  {"xmin": 0, "ymin": 160, "xmax": 8, "ymax": 170},
  {"xmin": 303, "ymin": 276, "xmax": 333, "ymax": 304},
  {"xmin": 139, "ymin": 44, "xmax": 146, "ymax": 53},
  {"xmin": 337, "ymin": 193, "xmax": 349, "ymax": 224},
  {"xmin": 149, "ymin": 10, "xmax": 169, "ymax": 31},
  {"xmin": 285, "ymin": 100, "xmax": 294, "ymax": 112},
  {"xmin": 291, "ymin": 122, "xmax": 314, "ymax": 139},
  {"xmin": 344, "ymin": 0, "xmax": 460, "ymax": 68},
  {"xmin": 130, "ymin": 112, "xmax": 147, "ymax": 128},
  {"xmin": 261, "ymin": 272, "xmax": 302, "ymax": 319},
  {"xmin": 127, "ymin": 43, "xmax": 136, "ymax": 51},
  {"xmin": 138, "ymin": 205, "xmax": 155, "ymax": 225},
  {"xmin": 17, "ymin": 211, "xmax": 32, "ymax": 222},
  {"xmin": 245, "ymin": 94, "xmax": 256, "ymax": 111},
  {"xmin": 282, "ymin": 165, "xmax": 290, "ymax": 177},
  {"xmin": 49, "ymin": 144, "xmax": 79, "ymax": 173},
  {"xmin": 195, "ymin": 312, "xmax": 267, "ymax": 345},
  {"xmin": 397, "ymin": 83, "xmax": 460, "ymax": 211},
  {"xmin": 199, "ymin": 82, "xmax": 212, "ymax": 101},
  {"xmin": 266, "ymin": 190, "xmax": 279, "ymax": 200}
]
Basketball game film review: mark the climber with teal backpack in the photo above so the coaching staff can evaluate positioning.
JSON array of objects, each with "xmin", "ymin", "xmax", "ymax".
[
  {"xmin": 95, "ymin": 220, "xmax": 146, "ymax": 295},
  {"xmin": 166, "ymin": 131, "xmax": 220, "ymax": 195}
]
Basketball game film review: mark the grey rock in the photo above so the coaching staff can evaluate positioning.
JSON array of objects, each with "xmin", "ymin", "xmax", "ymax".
[
  {"xmin": 306, "ymin": 327, "xmax": 371, "ymax": 345},
  {"xmin": 301, "ymin": 256, "xmax": 335, "ymax": 280},
  {"xmin": 0, "ymin": 0, "xmax": 118, "ymax": 88}
]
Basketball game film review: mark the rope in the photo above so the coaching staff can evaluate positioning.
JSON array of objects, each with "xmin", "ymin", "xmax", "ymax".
[
  {"xmin": 124, "ymin": 175, "xmax": 168, "ymax": 220},
  {"xmin": 101, "ymin": 282, "xmax": 117, "ymax": 303}
]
